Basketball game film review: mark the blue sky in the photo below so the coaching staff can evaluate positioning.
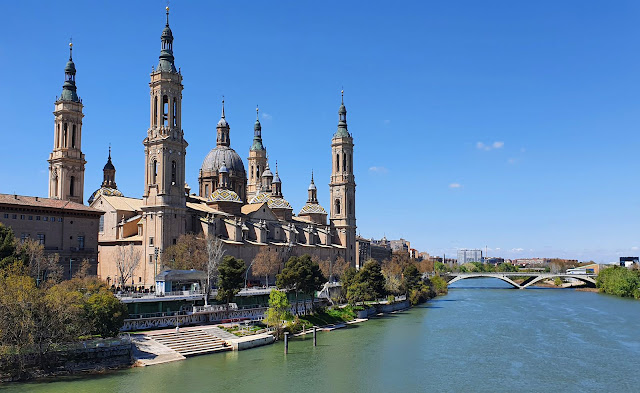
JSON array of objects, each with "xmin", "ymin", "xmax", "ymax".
[{"xmin": 1, "ymin": 1, "xmax": 639, "ymax": 262}]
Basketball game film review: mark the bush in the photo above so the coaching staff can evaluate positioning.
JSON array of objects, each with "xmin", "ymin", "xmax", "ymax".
[{"xmin": 597, "ymin": 266, "xmax": 640, "ymax": 298}]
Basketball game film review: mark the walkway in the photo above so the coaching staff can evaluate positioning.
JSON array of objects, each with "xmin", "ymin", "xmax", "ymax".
[{"xmin": 442, "ymin": 272, "xmax": 597, "ymax": 289}]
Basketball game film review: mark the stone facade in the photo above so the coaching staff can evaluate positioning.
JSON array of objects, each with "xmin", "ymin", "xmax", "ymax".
[{"xmin": 0, "ymin": 194, "xmax": 103, "ymax": 279}]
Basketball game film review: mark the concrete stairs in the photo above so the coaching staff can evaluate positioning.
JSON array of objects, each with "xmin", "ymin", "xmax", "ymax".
[{"xmin": 147, "ymin": 329, "xmax": 231, "ymax": 357}]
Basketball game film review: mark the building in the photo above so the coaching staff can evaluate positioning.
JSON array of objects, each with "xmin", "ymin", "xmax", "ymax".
[
  {"xmin": 0, "ymin": 193, "xmax": 103, "ymax": 279},
  {"xmin": 457, "ymin": 249, "xmax": 483, "ymax": 264},
  {"xmin": 389, "ymin": 238, "xmax": 410, "ymax": 253},
  {"xmin": 620, "ymin": 257, "xmax": 638, "ymax": 268},
  {"xmin": 66, "ymin": 8, "xmax": 358, "ymax": 288}
]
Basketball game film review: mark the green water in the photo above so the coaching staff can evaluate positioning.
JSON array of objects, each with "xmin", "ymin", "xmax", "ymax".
[{"xmin": 5, "ymin": 278, "xmax": 640, "ymax": 392}]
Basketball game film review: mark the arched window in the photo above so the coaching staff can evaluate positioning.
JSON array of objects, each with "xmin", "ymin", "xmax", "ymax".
[
  {"xmin": 162, "ymin": 95, "xmax": 169, "ymax": 126},
  {"xmin": 336, "ymin": 153, "xmax": 340, "ymax": 172},
  {"xmin": 173, "ymin": 99, "xmax": 178, "ymax": 127},
  {"xmin": 70, "ymin": 176, "xmax": 75, "ymax": 196},
  {"xmin": 63, "ymin": 123, "xmax": 68, "ymax": 147},
  {"xmin": 343, "ymin": 153, "xmax": 347, "ymax": 172},
  {"xmin": 152, "ymin": 160, "xmax": 158, "ymax": 184},
  {"xmin": 171, "ymin": 161, "xmax": 177, "ymax": 185},
  {"xmin": 71, "ymin": 125, "xmax": 76, "ymax": 148},
  {"xmin": 250, "ymin": 165, "xmax": 253, "ymax": 180},
  {"xmin": 205, "ymin": 184, "xmax": 209, "ymax": 196},
  {"xmin": 154, "ymin": 96, "xmax": 158, "ymax": 126},
  {"xmin": 349, "ymin": 199, "xmax": 353, "ymax": 214},
  {"xmin": 335, "ymin": 199, "xmax": 341, "ymax": 215},
  {"xmin": 56, "ymin": 124, "xmax": 60, "ymax": 148}
]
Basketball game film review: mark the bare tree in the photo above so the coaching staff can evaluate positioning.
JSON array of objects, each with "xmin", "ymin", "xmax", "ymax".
[
  {"xmin": 116, "ymin": 244, "xmax": 141, "ymax": 289},
  {"xmin": 253, "ymin": 249, "xmax": 280, "ymax": 287},
  {"xmin": 205, "ymin": 234, "xmax": 225, "ymax": 306}
]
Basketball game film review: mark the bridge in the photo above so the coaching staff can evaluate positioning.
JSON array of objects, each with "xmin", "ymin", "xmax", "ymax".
[{"xmin": 440, "ymin": 272, "xmax": 597, "ymax": 289}]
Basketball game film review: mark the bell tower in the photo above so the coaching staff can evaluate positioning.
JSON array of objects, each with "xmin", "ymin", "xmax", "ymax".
[
  {"xmin": 142, "ymin": 7, "xmax": 188, "ymax": 253},
  {"xmin": 329, "ymin": 91, "xmax": 357, "ymax": 266},
  {"xmin": 48, "ymin": 42, "xmax": 86, "ymax": 204},
  {"xmin": 247, "ymin": 106, "xmax": 267, "ymax": 200}
]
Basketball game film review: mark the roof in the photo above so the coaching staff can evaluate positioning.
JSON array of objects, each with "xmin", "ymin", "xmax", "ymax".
[
  {"xmin": 0, "ymin": 194, "xmax": 103, "ymax": 215},
  {"xmin": 155, "ymin": 269, "xmax": 206, "ymax": 282},
  {"xmin": 186, "ymin": 201, "xmax": 228, "ymax": 216},
  {"xmin": 208, "ymin": 188, "xmax": 242, "ymax": 203},
  {"xmin": 241, "ymin": 203, "xmax": 267, "ymax": 215},
  {"xmin": 299, "ymin": 203, "xmax": 327, "ymax": 215},
  {"xmin": 100, "ymin": 195, "xmax": 144, "ymax": 212}
]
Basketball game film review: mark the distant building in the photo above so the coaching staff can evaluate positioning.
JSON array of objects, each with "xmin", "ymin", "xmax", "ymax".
[
  {"xmin": 485, "ymin": 257, "xmax": 504, "ymax": 265},
  {"xmin": 389, "ymin": 238, "xmax": 410, "ymax": 253},
  {"xmin": 0, "ymin": 193, "xmax": 103, "ymax": 279},
  {"xmin": 409, "ymin": 248, "xmax": 419, "ymax": 260},
  {"xmin": 620, "ymin": 257, "xmax": 639, "ymax": 268},
  {"xmin": 365, "ymin": 237, "xmax": 392, "ymax": 264},
  {"xmin": 457, "ymin": 249, "xmax": 483, "ymax": 264}
]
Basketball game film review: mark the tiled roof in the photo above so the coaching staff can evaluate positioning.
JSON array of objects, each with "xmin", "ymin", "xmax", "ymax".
[
  {"xmin": 100, "ymin": 195, "xmax": 144, "ymax": 212},
  {"xmin": 298, "ymin": 203, "xmax": 327, "ymax": 215},
  {"xmin": 0, "ymin": 193, "xmax": 103, "ymax": 214},
  {"xmin": 208, "ymin": 189, "xmax": 242, "ymax": 203}
]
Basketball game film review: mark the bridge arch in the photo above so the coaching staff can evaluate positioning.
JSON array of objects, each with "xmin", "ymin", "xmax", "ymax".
[{"xmin": 446, "ymin": 274, "xmax": 521, "ymax": 289}]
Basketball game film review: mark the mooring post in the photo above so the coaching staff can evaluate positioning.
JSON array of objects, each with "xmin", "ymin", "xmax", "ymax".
[
  {"xmin": 284, "ymin": 332, "xmax": 289, "ymax": 354},
  {"xmin": 313, "ymin": 326, "xmax": 317, "ymax": 347}
]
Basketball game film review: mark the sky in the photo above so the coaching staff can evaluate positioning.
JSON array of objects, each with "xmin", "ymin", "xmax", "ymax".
[{"xmin": 1, "ymin": 1, "xmax": 639, "ymax": 263}]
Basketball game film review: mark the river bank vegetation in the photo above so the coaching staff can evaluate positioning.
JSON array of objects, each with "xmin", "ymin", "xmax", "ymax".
[
  {"xmin": 596, "ymin": 265, "xmax": 640, "ymax": 299},
  {"xmin": 0, "ymin": 224, "xmax": 128, "ymax": 380}
]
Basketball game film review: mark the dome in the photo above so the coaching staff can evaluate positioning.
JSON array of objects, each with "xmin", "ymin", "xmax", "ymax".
[
  {"xmin": 104, "ymin": 158, "xmax": 115, "ymax": 171},
  {"xmin": 262, "ymin": 166, "xmax": 273, "ymax": 178},
  {"xmin": 249, "ymin": 192, "xmax": 292, "ymax": 210},
  {"xmin": 161, "ymin": 25, "xmax": 173, "ymax": 39},
  {"xmin": 201, "ymin": 146, "xmax": 245, "ymax": 174},
  {"xmin": 88, "ymin": 187, "xmax": 123, "ymax": 205},
  {"xmin": 217, "ymin": 117, "xmax": 228, "ymax": 128},
  {"xmin": 299, "ymin": 203, "xmax": 327, "ymax": 215},
  {"xmin": 208, "ymin": 189, "xmax": 242, "ymax": 203},
  {"xmin": 65, "ymin": 60, "xmax": 76, "ymax": 73}
]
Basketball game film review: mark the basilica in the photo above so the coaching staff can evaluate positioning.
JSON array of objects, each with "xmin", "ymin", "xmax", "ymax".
[{"xmin": 48, "ymin": 8, "xmax": 357, "ymax": 288}]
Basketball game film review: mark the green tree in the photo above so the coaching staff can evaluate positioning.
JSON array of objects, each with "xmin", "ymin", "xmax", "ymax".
[
  {"xmin": 276, "ymin": 255, "xmax": 325, "ymax": 314},
  {"xmin": 346, "ymin": 260, "xmax": 386, "ymax": 305},
  {"xmin": 596, "ymin": 266, "xmax": 640, "ymax": 298},
  {"xmin": 85, "ymin": 291, "xmax": 128, "ymax": 337},
  {"xmin": 339, "ymin": 266, "xmax": 357, "ymax": 302},
  {"xmin": 265, "ymin": 289, "xmax": 290, "ymax": 338},
  {"xmin": 401, "ymin": 264, "xmax": 421, "ymax": 295},
  {"xmin": 217, "ymin": 255, "xmax": 246, "ymax": 313}
]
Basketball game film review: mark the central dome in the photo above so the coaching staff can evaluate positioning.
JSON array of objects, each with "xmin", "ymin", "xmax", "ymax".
[{"xmin": 201, "ymin": 146, "xmax": 245, "ymax": 174}]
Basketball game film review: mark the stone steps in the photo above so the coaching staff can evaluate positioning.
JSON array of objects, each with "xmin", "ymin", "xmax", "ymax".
[{"xmin": 148, "ymin": 329, "xmax": 231, "ymax": 357}]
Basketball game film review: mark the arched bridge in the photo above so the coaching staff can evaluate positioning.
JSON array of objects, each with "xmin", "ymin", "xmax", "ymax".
[{"xmin": 441, "ymin": 272, "xmax": 597, "ymax": 289}]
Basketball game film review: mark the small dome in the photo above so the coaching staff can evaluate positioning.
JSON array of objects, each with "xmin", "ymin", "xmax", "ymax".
[
  {"xmin": 88, "ymin": 187, "xmax": 123, "ymax": 205},
  {"xmin": 254, "ymin": 119, "xmax": 261, "ymax": 131},
  {"xmin": 339, "ymin": 104, "xmax": 346, "ymax": 114},
  {"xmin": 104, "ymin": 158, "xmax": 115, "ymax": 171},
  {"xmin": 208, "ymin": 188, "xmax": 242, "ymax": 203},
  {"xmin": 249, "ymin": 192, "xmax": 292, "ymax": 210},
  {"xmin": 299, "ymin": 203, "xmax": 327, "ymax": 215},
  {"xmin": 217, "ymin": 117, "xmax": 228, "ymax": 128},
  {"xmin": 308, "ymin": 181, "xmax": 316, "ymax": 191},
  {"xmin": 65, "ymin": 60, "xmax": 76, "ymax": 73},
  {"xmin": 161, "ymin": 25, "xmax": 173, "ymax": 39},
  {"xmin": 272, "ymin": 172, "xmax": 281, "ymax": 184},
  {"xmin": 201, "ymin": 146, "xmax": 245, "ymax": 174},
  {"xmin": 262, "ymin": 166, "xmax": 273, "ymax": 178}
]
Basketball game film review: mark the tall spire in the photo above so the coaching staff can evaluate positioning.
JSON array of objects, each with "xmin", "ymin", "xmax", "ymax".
[
  {"xmin": 60, "ymin": 41, "xmax": 80, "ymax": 102},
  {"xmin": 334, "ymin": 89, "xmax": 349, "ymax": 138},
  {"xmin": 157, "ymin": 6, "xmax": 177, "ymax": 73},
  {"xmin": 308, "ymin": 170, "xmax": 318, "ymax": 203},
  {"xmin": 216, "ymin": 98, "xmax": 230, "ymax": 147},
  {"xmin": 251, "ymin": 105, "xmax": 265, "ymax": 151},
  {"xmin": 272, "ymin": 161, "xmax": 282, "ymax": 197}
]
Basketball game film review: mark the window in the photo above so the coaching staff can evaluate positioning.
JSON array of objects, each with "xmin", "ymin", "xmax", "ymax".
[
  {"xmin": 63, "ymin": 123, "xmax": 68, "ymax": 147},
  {"xmin": 149, "ymin": 237, "xmax": 154, "ymax": 246},
  {"xmin": 12, "ymin": 214, "xmax": 17, "ymax": 219},
  {"xmin": 3, "ymin": 214, "xmax": 7, "ymax": 219},
  {"xmin": 71, "ymin": 125, "xmax": 76, "ymax": 148},
  {"xmin": 20, "ymin": 233, "xmax": 28, "ymax": 243},
  {"xmin": 154, "ymin": 96, "xmax": 158, "ymax": 127},
  {"xmin": 336, "ymin": 153, "xmax": 340, "ymax": 171},
  {"xmin": 77, "ymin": 236, "xmax": 85, "ymax": 250},
  {"xmin": 173, "ymin": 99, "xmax": 178, "ymax": 127},
  {"xmin": 149, "ymin": 255, "xmax": 153, "ymax": 264},
  {"xmin": 70, "ymin": 176, "xmax": 75, "ymax": 196},
  {"xmin": 163, "ymin": 95, "xmax": 169, "ymax": 126},
  {"xmin": 205, "ymin": 184, "xmax": 209, "ymax": 196},
  {"xmin": 173, "ymin": 238, "xmax": 177, "ymax": 245},
  {"xmin": 343, "ymin": 153, "xmax": 347, "ymax": 172},
  {"xmin": 152, "ymin": 161, "xmax": 158, "ymax": 184},
  {"xmin": 99, "ymin": 216, "xmax": 104, "ymax": 232},
  {"xmin": 171, "ymin": 161, "xmax": 177, "ymax": 184},
  {"xmin": 28, "ymin": 216, "xmax": 33, "ymax": 221},
  {"xmin": 36, "ymin": 216, "xmax": 40, "ymax": 221},
  {"xmin": 44, "ymin": 216, "xmax": 48, "ymax": 221},
  {"xmin": 335, "ymin": 199, "xmax": 341, "ymax": 215},
  {"xmin": 58, "ymin": 217, "xmax": 63, "ymax": 222},
  {"xmin": 20, "ymin": 215, "xmax": 25, "ymax": 220},
  {"xmin": 37, "ymin": 233, "xmax": 45, "ymax": 246}
]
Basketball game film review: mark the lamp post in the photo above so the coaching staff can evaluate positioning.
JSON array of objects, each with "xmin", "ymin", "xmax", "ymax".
[{"xmin": 154, "ymin": 247, "xmax": 159, "ymax": 278}]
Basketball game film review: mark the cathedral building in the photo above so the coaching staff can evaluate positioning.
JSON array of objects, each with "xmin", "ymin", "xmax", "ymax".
[{"xmin": 65, "ymin": 8, "xmax": 358, "ymax": 288}]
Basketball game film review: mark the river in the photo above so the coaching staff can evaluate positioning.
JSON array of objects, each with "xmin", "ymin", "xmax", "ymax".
[{"xmin": 6, "ymin": 278, "xmax": 640, "ymax": 392}]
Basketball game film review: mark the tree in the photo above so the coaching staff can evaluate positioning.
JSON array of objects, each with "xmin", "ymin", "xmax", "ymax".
[
  {"xmin": 252, "ymin": 248, "xmax": 280, "ymax": 287},
  {"xmin": 265, "ymin": 289, "xmax": 290, "ymax": 338},
  {"xmin": 401, "ymin": 263, "xmax": 421, "ymax": 295},
  {"xmin": 84, "ymin": 290, "xmax": 128, "ymax": 337},
  {"xmin": 162, "ymin": 233, "xmax": 207, "ymax": 271},
  {"xmin": 204, "ymin": 235, "xmax": 225, "ymax": 306},
  {"xmin": 115, "ymin": 244, "xmax": 141, "ymax": 288},
  {"xmin": 276, "ymin": 254, "xmax": 325, "ymax": 315},
  {"xmin": 346, "ymin": 260, "xmax": 386, "ymax": 306},
  {"xmin": 217, "ymin": 255, "xmax": 246, "ymax": 314},
  {"xmin": 340, "ymin": 266, "xmax": 357, "ymax": 302},
  {"xmin": 319, "ymin": 256, "xmax": 349, "ymax": 282}
]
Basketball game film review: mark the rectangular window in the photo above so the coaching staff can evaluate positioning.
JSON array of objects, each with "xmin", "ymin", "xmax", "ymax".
[
  {"xmin": 20, "ymin": 215, "xmax": 25, "ymax": 220},
  {"xmin": 20, "ymin": 233, "xmax": 28, "ymax": 243},
  {"xmin": 3, "ymin": 214, "xmax": 7, "ymax": 219},
  {"xmin": 99, "ymin": 215, "xmax": 104, "ymax": 233},
  {"xmin": 58, "ymin": 217, "xmax": 63, "ymax": 222},
  {"xmin": 37, "ymin": 233, "xmax": 45, "ymax": 246},
  {"xmin": 149, "ymin": 255, "xmax": 153, "ymax": 264},
  {"xmin": 12, "ymin": 214, "xmax": 17, "ymax": 219},
  {"xmin": 149, "ymin": 237, "xmax": 154, "ymax": 246},
  {"xmin": 51, "ymin": 216, "xmax": 55, "ymax": 222},
  {"xmin": 78, "ymin": 236, "xmax": 85, "ymax": 251},
  {"xmin": 36, "ymin": 216, "xmax": 41, "ymax": 221},
  {"xmin": 28, "ymin": 216, "xmax": 33, "ymax": 221},
  {"xmin": 44, "ymin": 216, "xmax": 49, "ymax": 221}
]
